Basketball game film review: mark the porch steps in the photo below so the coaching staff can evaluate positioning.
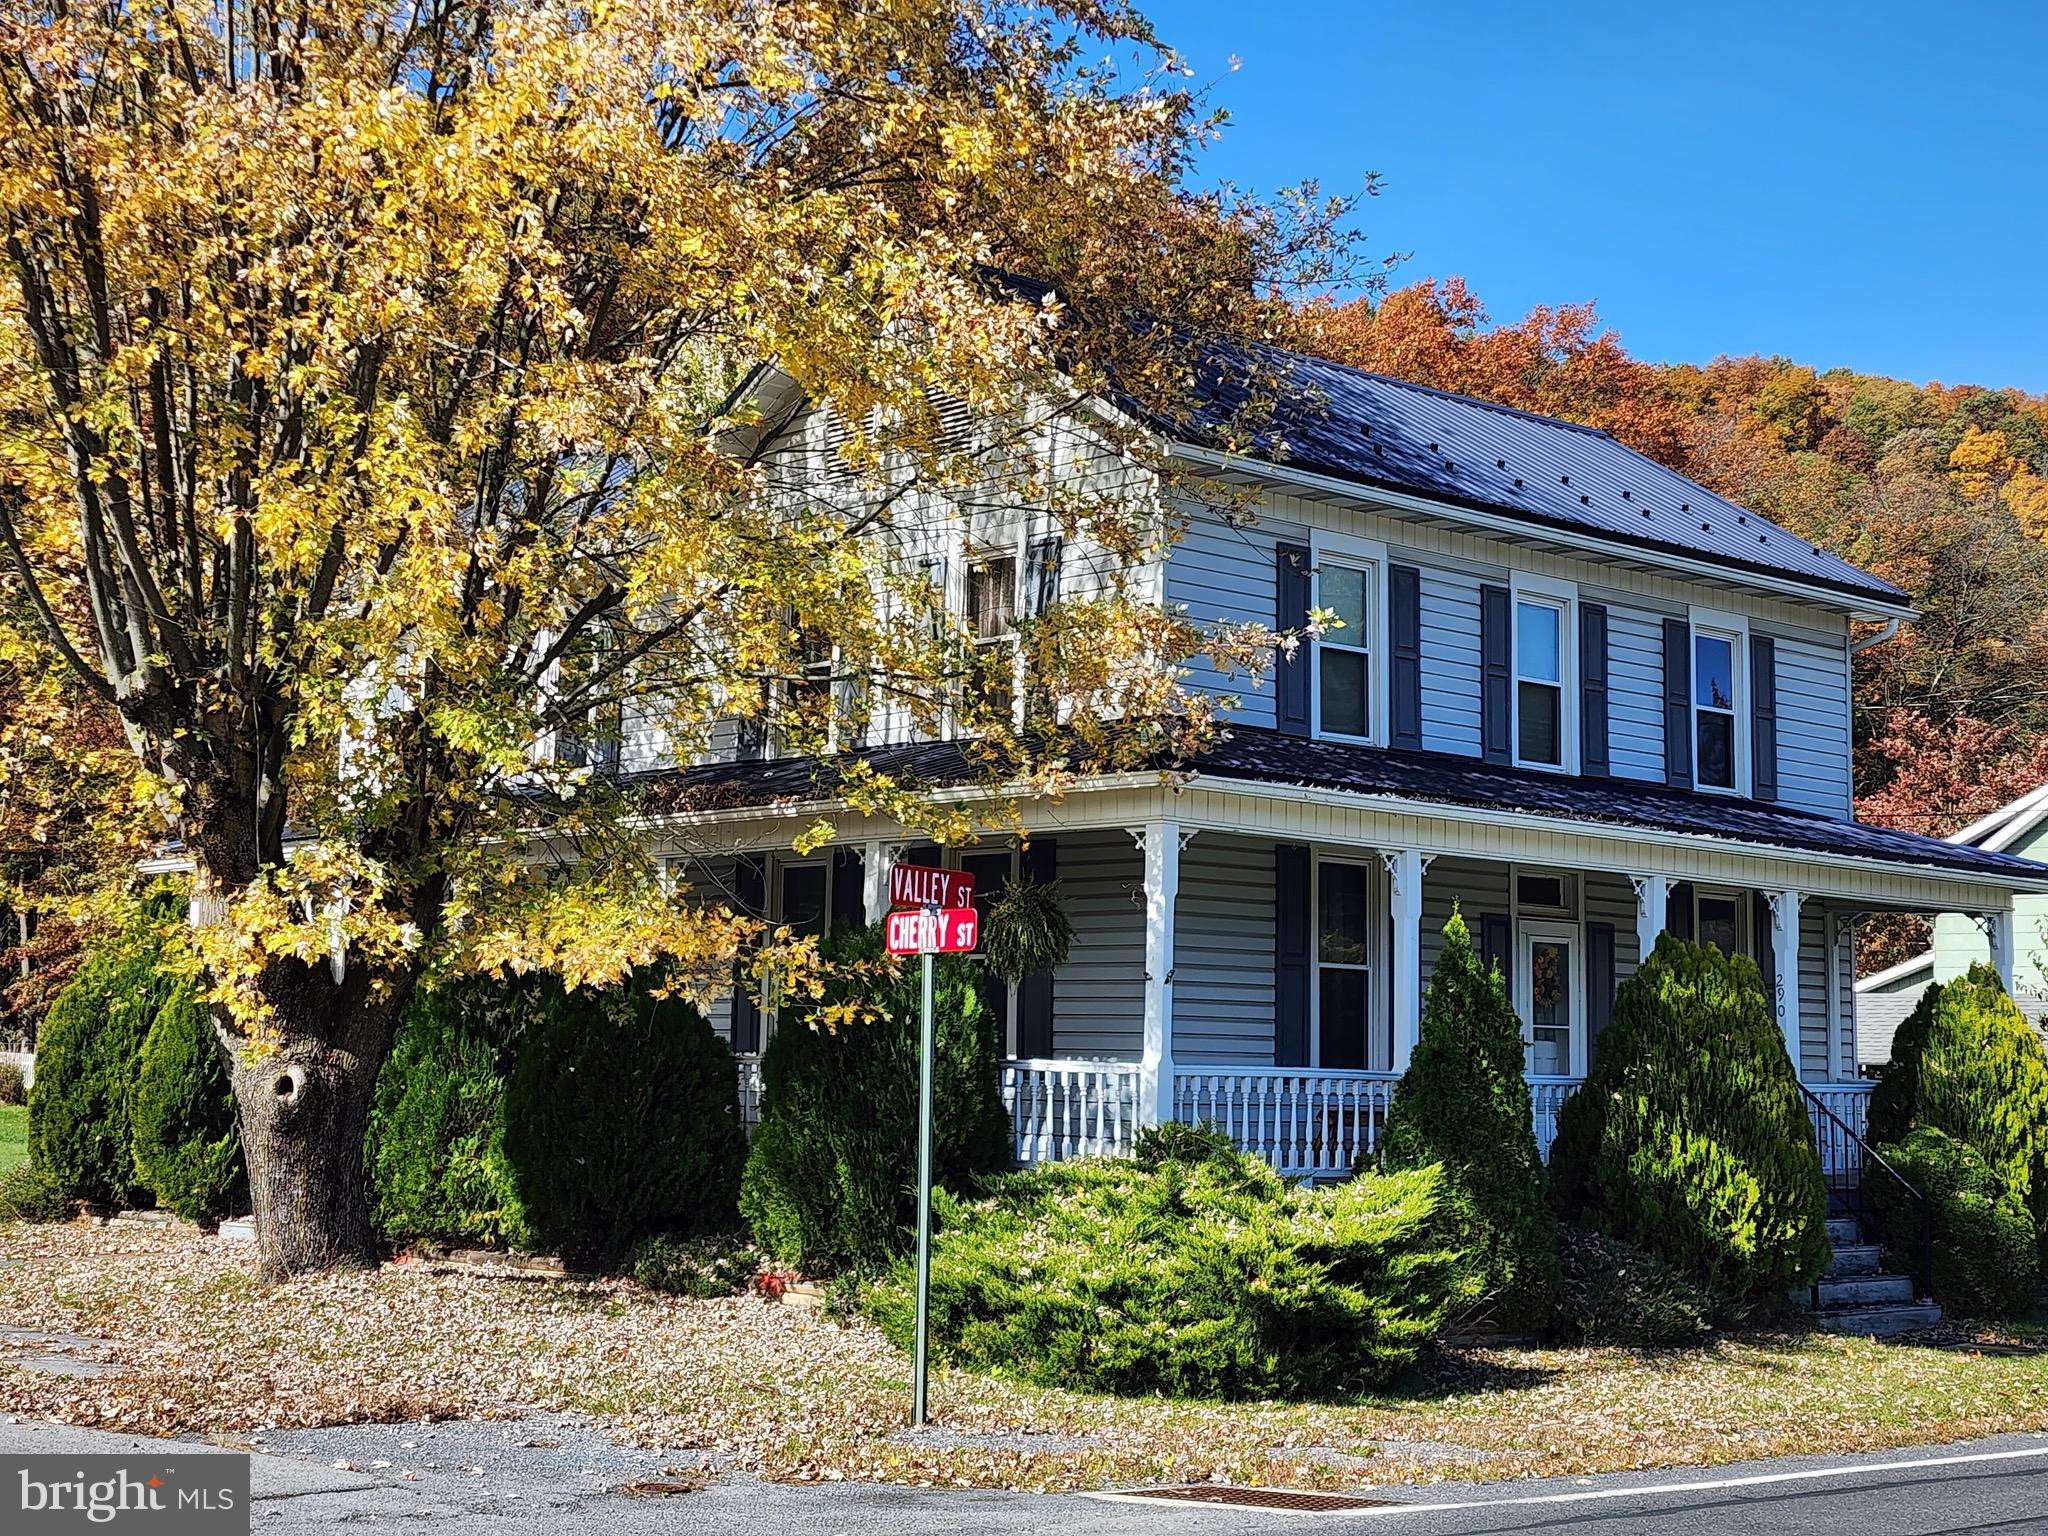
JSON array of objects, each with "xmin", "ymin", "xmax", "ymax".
[{"xmin": 1805, "ymin": 1210, "xmax": 1941, "ymax": 1339}]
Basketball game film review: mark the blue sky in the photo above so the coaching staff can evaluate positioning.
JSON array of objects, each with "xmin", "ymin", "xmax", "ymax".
[{"xmin": 1155, "ymin": 1, "xmax": 2048, "ymax": 390}]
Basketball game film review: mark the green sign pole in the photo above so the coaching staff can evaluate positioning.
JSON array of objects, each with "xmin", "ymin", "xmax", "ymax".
[{"xmin": 911, "ymin": 910, "xmax": 937, "ymax": 1428}]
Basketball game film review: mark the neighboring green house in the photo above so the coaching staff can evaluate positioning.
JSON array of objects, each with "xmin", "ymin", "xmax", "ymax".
[{"xmin": 1856, "ymin": 783, "xmax": 2048, "ymax": 1070}]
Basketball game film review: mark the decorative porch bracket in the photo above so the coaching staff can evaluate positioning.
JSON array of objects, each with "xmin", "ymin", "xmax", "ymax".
[
  {"xmin": 1764, "ymin": 888, "xmax": 1802, "ymax": 1068},
  {"xmin": 862, "ymin": 839, "xmax": 899, "ymax": 922},
  {"xmin": 1379, "ymin": 848, "xmax": 1435, "ymax": 1071},
  {"xmin": 1130, "ymin": 820, "xmax": 1193, "ymax": 1126},
  {"xmin": 1971, "ymin": 909, "xmax": 2018, "ymax": 991},
  {"xmin": 1628, "ymin": 872, "xmax": 1668, "ymax": 964}
]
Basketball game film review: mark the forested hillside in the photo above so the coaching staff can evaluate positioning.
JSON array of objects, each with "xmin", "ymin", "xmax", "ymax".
[{"xmin": 1301, "ymin": 280, "xmax": 2048, "ymax": 969}]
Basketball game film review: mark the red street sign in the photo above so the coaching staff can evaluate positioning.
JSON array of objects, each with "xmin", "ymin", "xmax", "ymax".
[
  {"xmin": 888, "ymin": 862, "xmax": 974, "ymax": 911},
  {"xmin": 885, "ymin": 906, "xmax": 980, "ymax": 956}
]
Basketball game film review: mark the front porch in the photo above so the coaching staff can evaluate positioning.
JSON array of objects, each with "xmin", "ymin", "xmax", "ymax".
[{"xmin": 690, "ymin": 771, "xmax": 2031, "ymax": 1190}]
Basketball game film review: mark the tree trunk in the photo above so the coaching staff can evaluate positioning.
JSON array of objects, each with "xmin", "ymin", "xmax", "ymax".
[{"xmin": 218, "ymin": 958, "xmax": 412, "ymax": 1280}]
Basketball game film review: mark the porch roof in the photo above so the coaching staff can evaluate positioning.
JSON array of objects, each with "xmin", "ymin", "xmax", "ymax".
[{"xmin": 628, "ymin": 727, "xmax": 2048, "ymax": 885}]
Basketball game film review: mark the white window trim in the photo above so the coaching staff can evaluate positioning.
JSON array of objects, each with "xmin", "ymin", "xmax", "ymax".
[
  {"xmin": 1688, "ymin": 606, "xmax": 1751, "ymax": 797},
  {"xmin": 1309, "ymin": 532, "xmax": 1389, "ymax": 746},
  {"xmin": 1516, "ymin": 918, "xmax": 1586, "ymax": 1080},
  {"xmin": 1509, "ymin": 575, "xmax": 1577, "ymax": 774},
  {"xmin": 1308, "ymin": 850, "xmax": 1384, "ymax": 1070}
]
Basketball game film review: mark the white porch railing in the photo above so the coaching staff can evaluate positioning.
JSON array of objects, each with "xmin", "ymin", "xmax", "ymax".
[
  {"xmin": 1804, "ymin": 1079, "xmax": 1874, "ymax": 1183},
  {"xmin": 1526, "ymin": 1076, "xmax": 1583, "ymax": 1164},
  {"xmin": 1172, "ymin": 1068, "xmax": 1401, "ymax": 1179},
  {"xmin": 1002, "ymin": 1058, "xmax": 1143, "ymax": 1165}
]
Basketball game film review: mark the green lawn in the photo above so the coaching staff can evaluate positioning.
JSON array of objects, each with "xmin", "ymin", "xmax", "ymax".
[{"xmin": 0, "ymin": 1103, "xmax": 26, "ymax": 1172}]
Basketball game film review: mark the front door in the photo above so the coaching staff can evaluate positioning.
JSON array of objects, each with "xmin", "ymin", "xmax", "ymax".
[{"xmin": 1517, "ymin": 922, "xmax": 1584, "ymax": 1078}]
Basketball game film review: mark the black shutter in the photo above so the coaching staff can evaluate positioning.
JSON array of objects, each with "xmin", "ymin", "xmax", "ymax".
[
  {"xmin": 1274, "ymin": 844, "xmax": 1311, "ymax": 1066},
  {"xmin": 1479, "ymin": 912, "xmax": 1513, "ymax": 992},
  {"xmin": 1751, "ymin": 635, "xmax": 1778, "ymax": 801},
  {"xmin": 830, "ymin": 846, "xmax": 865, "ymax": 933},
  {"xmin": 1015, "ymin": 839, "xmax": 1058, "ymax": 1058},
  {"xmin": 1390, "ymin": 563, "xmax": 1423, "ymax": 749},
  {"xmin": 1752, "ymin": 890, "xmax": 1775, "ymax": 976},
  {"xmin": 1663, "ymin": 616, "xmax": 1692, "ymax": 788},
  {"xmin": 1580, "ymin": 602, "xmax": 1609, "ymax": 777},
  {"xmin": 1028, "ymin": 535, "xmax": 1064, "ymax": 615},
  {"xmin": 1275, "ymin": 544, "xmax": 1312, "ymax": 737},
  {"xmin": 1668, "ymin": 880, "xmax": 1695, "ymax": 943},
  {"xmin": 1480, "ymin": 583, "xmax": 1512, "ymax": 764},
  {"xmin": 905, "ymin": 842, "xmax": 941, "ymax": 871},
  {"xmin": 1588, "ymin": 922, "xmax": 1616, "ymax": 1053},
  {"xmin": 730, "ymin": 854, "xmax": 766, "ymax": 1053}
]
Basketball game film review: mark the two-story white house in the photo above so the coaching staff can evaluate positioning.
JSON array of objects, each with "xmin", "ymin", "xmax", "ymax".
[{"xmin": 622, "ymin": 341, "xmax": 2048, "ymax": 1183}]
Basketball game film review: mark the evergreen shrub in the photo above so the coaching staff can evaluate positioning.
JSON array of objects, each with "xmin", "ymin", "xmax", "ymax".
[
  {"xmin": 1382, "ymin": 909, "xmax": 1558, "ymax": 1329},
  {"xmin": 1866, "ymin": 965, "xmax": 2048, "ymax": 1252},
  {"xmin": 1554, "ymin": 1226, "xmax": 1715, "ymax": 1347},
  {"xmin": 1548, "ymin": 934, "xmax": 1829, "ymax": 1300},
  {"xmin": 739, "ymin": 924, "xmax": 1010, "ymax": 1275},
  {"xmin": 27, "ymin": 898, "xmax": 182, "ymax": 1210},
  {"xmin": 628, "ymin": 1233, "xmax": 758, "ymax": 1297},
  {"xmin": 0, "ymin": 1062, "xmax": 25, "ymax": 1105},
  {"xmin": 503, "ymin": 976, "xmax": 744, "ymax": 1266},
  {"xmin": 1867, "ymin": 1127, "xmax": 2038, "ymax": 1320},
  {"xmin": 0, "ymin": 1159, "xmax": 68, "ymax": 1223},
  {"xmin": 865, "ymin": 1140, "xmax": 1456, "ymax": 1400},
  {"xmin": 367, "ymin": 979, "xmax": 534, "ymax": 1250},
  {"xmin": 131, "ymin": 988, "xmax": 246, "ymax": 1222}
]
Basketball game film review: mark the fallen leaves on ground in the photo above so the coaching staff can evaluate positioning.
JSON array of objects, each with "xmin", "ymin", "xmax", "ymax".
[{"xmin": 3, "ymin": 1221, "xmax": 2047, "ymax": 1492}]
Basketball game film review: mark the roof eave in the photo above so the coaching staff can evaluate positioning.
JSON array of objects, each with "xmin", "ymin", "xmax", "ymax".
[{"xmin": 1168, "ymin": 440, "xmax": 1920, "ymax": 624}]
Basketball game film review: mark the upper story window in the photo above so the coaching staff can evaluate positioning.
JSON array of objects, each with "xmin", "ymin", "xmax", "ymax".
[
  {"xmin": 1316, "ymin": 560, "xmax": 1374, "ymax": 740},
  {"xmin": 1693, "ymin": 631, "xmax": 1739, "ymax": 791},
  {"xmin": 1514, "ymin": 597, "xmax": 1566, "ymax": 768},
  {"xmin": 967, "ymin": 556, "xmax": 1018, "ymax": 645}
]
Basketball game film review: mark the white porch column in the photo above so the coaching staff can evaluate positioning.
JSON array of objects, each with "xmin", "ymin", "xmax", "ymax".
[
  {"xmin": 1383, "ymin": 848, "xmax": 1429, "ymax": 1072},
  {"xmin": 861, "ymin": 840, "xmax": 894, "ymax": 921},
  {"xmin": 1137, "ymin": 819, "xmax": 1183, "ymax": 1127},
  {"xmin": 1984, "ymin": 908, "xmax": 2018, "ymax": 992},
  {"xmin": 1630, "ymin": 873, "xmax": 1668, "ymax": 965},
  {"xmin": 1766, "ymin": 888, "xmax": 1802, "ymax": 1071}
]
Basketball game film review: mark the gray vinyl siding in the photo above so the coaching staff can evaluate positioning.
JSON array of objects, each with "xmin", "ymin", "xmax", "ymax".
[
  {"xmin": 1420, "ymin": 857, "xmax": 1510, "ymax": 988},
  {"xmin": 1419, "ymin": 568, "xmax": 1483, "ymax": 756},
  {"xmin": 1050, "ymin": 829, "xmax": 1145, "ymax": 1059},
  {"xmin": 1771, "ymin": 633, "xmax": 1853, "ymax": 819},
  {"xmin": 1584, "ymin": 872, "xmax": 1641, "ymax": 978},
  {"xmin": 1172, "ymin": 835, "xmax": 1277, "ymax": 1064},
  {"xmin": 1606, "ymin": 605, "xmax": 1667, "ymax": 783},
  {"xmin": 1163, "ymin": 509, "xmax": 1281, "ymax": 728}
]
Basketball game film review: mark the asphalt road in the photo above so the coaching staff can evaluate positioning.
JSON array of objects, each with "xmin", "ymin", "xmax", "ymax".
[{"xmin": 5, "ymin": 1415, "xmax": 2048, "ymax": 1534}]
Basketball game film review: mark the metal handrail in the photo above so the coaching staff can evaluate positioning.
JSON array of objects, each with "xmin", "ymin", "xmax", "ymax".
[{"xmin": 1798, "ymin": 1082, "xmax": 1933, "ymax": 1304}]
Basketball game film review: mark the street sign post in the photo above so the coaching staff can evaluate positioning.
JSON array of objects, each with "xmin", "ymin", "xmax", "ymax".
[{"xmin": 882, "ymin": 862, "xmax": 979, "ymax": 1429}]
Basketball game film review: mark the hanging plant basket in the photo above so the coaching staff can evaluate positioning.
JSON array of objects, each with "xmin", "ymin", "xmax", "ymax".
[{"xmin": 981, "ymin": 876, "xmax": 1074, "ymax": 983}]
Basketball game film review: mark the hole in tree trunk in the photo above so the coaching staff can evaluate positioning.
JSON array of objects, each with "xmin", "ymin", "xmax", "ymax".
[{"xmin": 272, "ymin": 1065, "xmax": 307, "ymax": 1105}]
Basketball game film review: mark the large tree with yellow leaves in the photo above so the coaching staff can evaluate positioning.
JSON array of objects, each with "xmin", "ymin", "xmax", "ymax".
[{"xmin": 0, "ymin": 0, "xmax": 1356, "ymax": 1274}]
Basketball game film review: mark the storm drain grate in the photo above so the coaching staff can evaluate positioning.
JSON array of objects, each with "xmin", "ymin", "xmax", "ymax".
[{"xmin": 1095, "ymin": 1485, "xmax": 1405, "ymax": 1512}]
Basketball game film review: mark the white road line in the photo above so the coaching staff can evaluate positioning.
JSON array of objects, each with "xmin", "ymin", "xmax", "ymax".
[{"xmin": 1362, "ymin": 1442, "xmax": 2048, "ymax": 1518}]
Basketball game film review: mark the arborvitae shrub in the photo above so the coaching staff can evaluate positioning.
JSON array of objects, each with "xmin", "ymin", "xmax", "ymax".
[
  {"xmin": 503, "ymin": 975, "xmax": 745, "ymax": 1267},
  {"xmin": 1549, "ymin": 934, "xmax": 1829, "ymax": 1300},
  {"xmin": 1867, "ymin": 1127, "xmax": 2039, "ymax": 1320},
  {"xmin": 131, "ymin": 988, "xmax": 247, "ymax": 1223},
  {"xmin": 1866, "ymin": 965, "xmax": 2048, "ymax": 1251},
  {"xmin": 366, "ymin": 979, "xmax": 533, "ymax": 1251},
  {"xmin": 740, "ymin": 924, "xmax": 1011, "ymax": 1276},
  {"xmin": 27, "ymin": 898, "xmax": 182, "ymax": 1210},
  {"xmin": 865, "ymin": 1143, "xmax": 1455, "ymax": 1400},
  {"xmin": 1381, "ymin": 909, "xmax": 1558, "ymax": 1330}
]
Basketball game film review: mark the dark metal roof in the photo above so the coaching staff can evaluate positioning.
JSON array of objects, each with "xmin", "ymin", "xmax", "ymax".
[
  {"xmin": 1159, "ymin": 339, "xmax": 1910, "ymax": 609},
  {"xmin": 627, "ymin": 729, "xmax": 2048, "ymax": 883}
]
